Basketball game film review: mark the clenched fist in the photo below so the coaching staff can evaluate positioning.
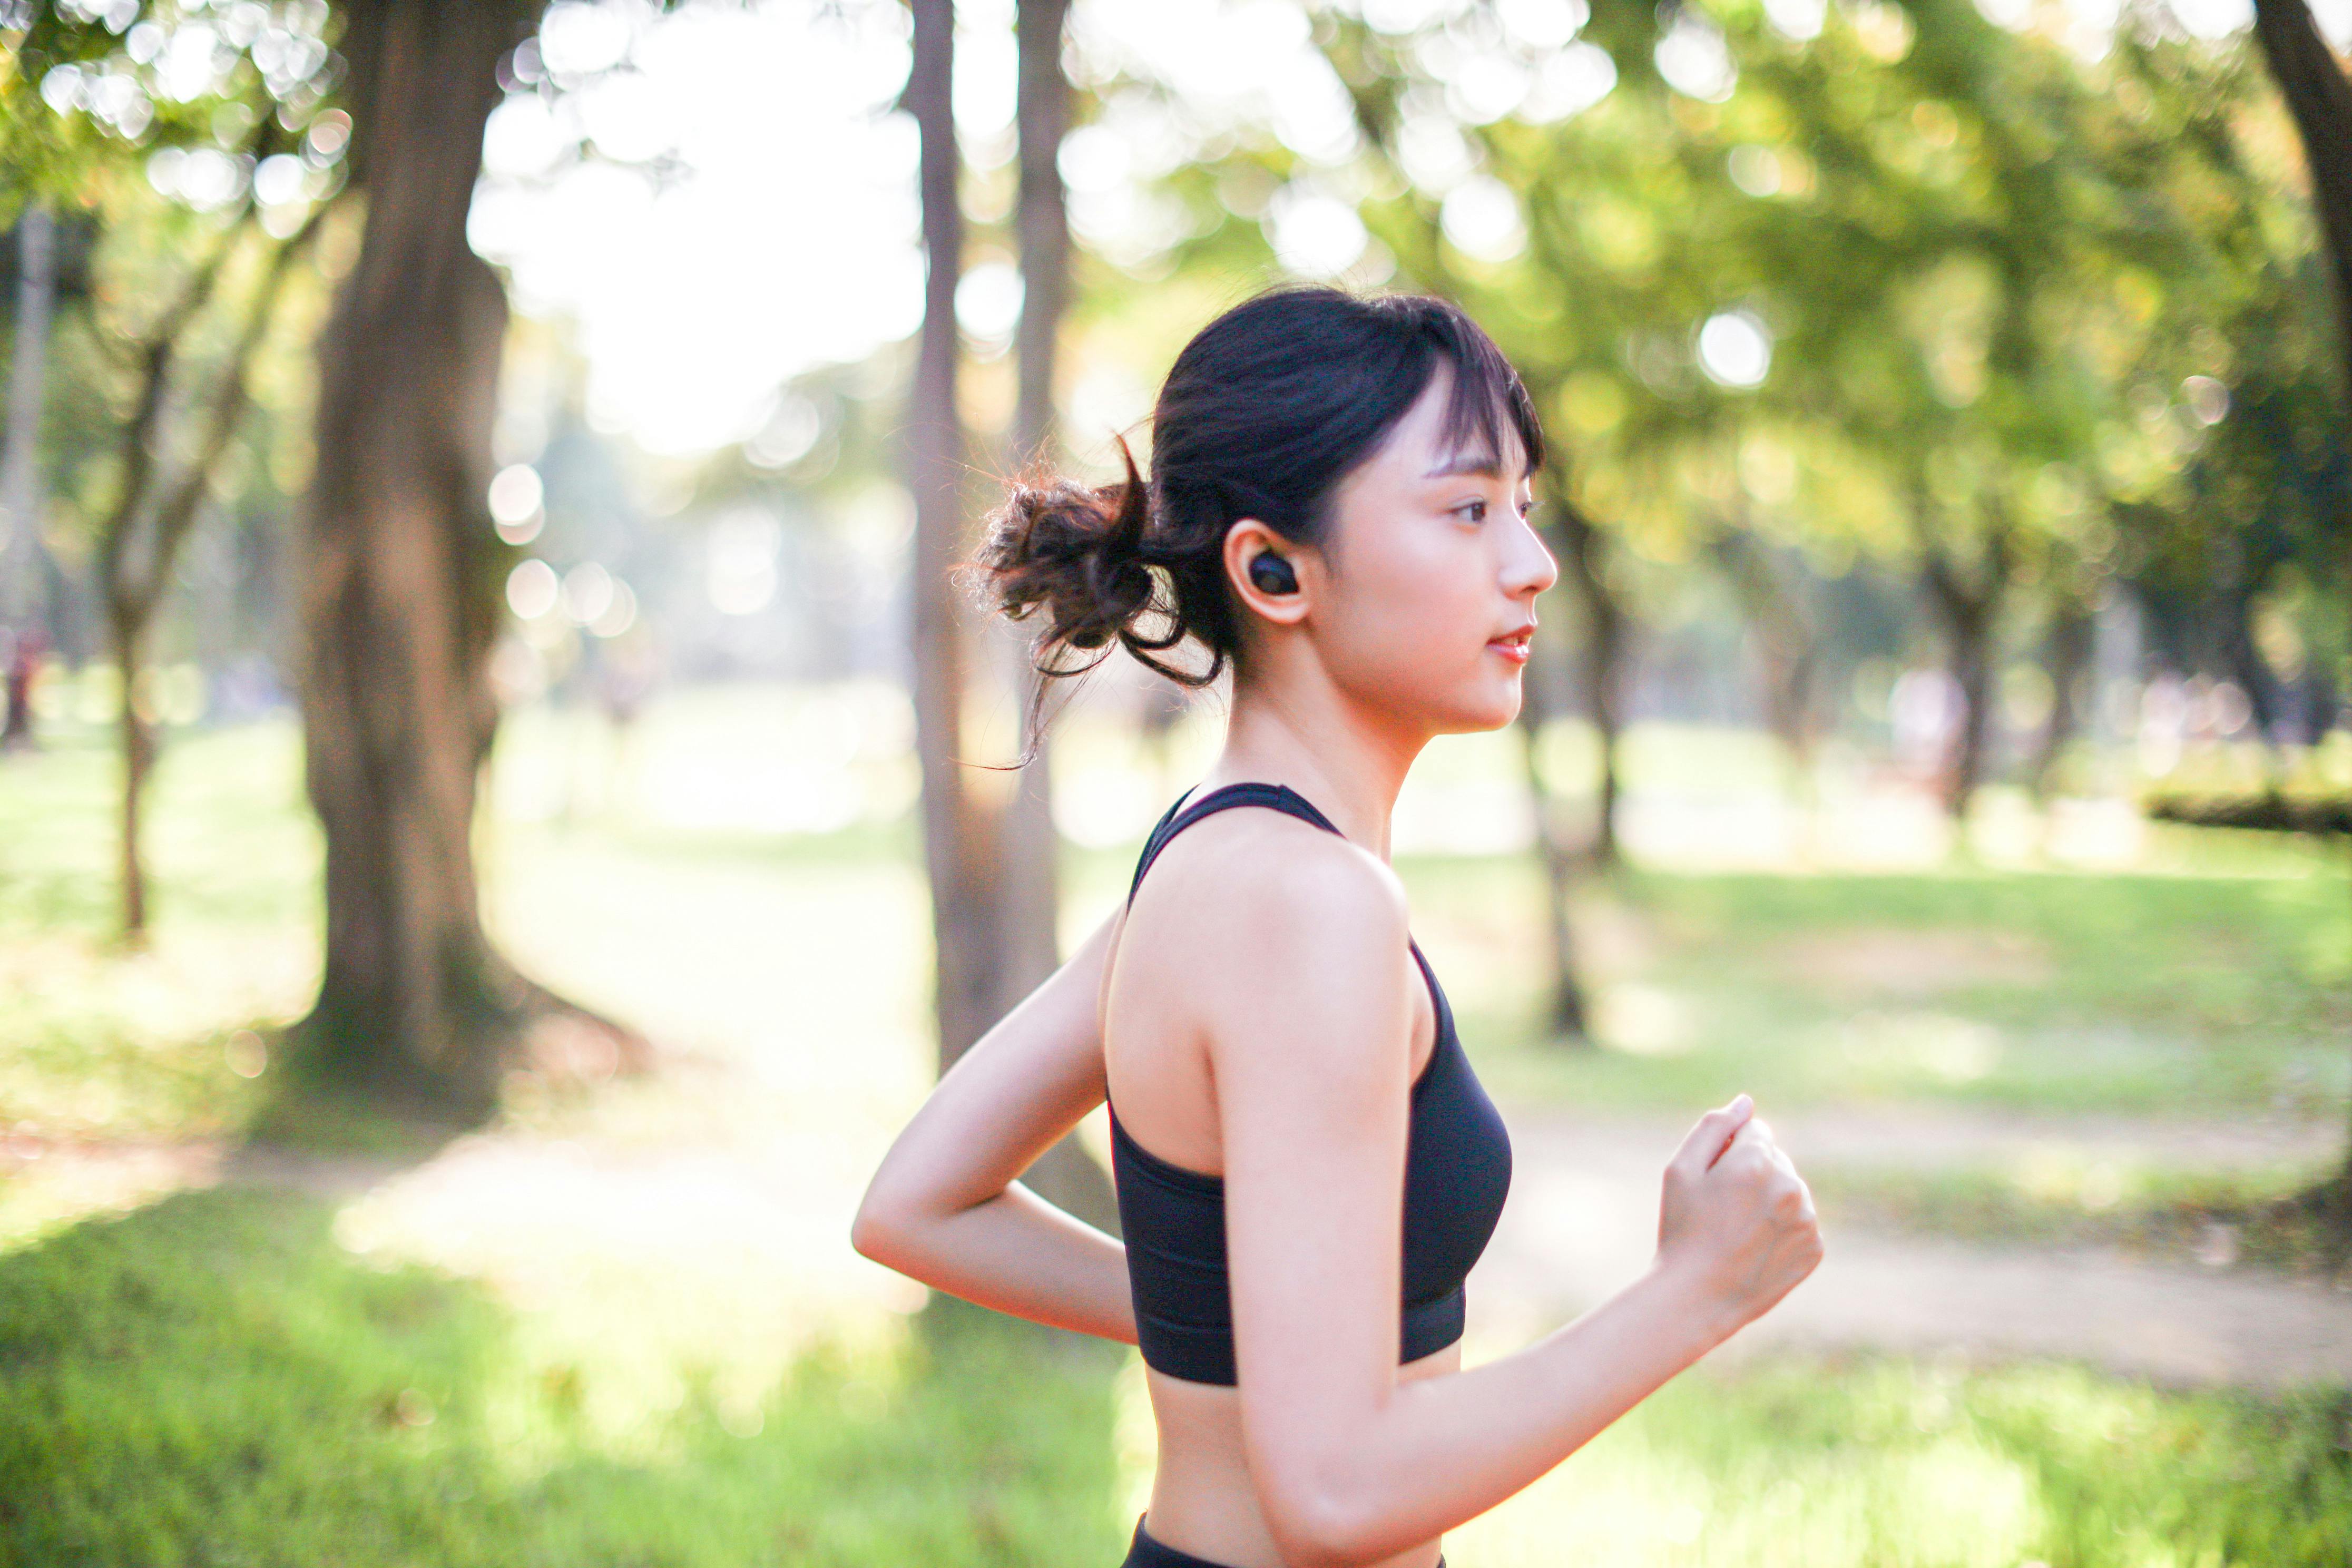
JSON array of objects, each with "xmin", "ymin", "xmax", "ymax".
[{"xmin": 1655, "ymin": 1093, "xmax": 1824, "ymax": 1334}]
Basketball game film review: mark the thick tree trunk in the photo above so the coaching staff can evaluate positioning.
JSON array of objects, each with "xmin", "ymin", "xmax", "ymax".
[
  {"xmin": 1552, "ymin": 493, "xmax": 1623, "ymax": 865},
  {"xmin": 2252, "ymin": 0, "xmax": 2352, "ymax": 399},
  {"xmin": 907, "ymin": 0, "xmax": 1010, "ymax": 1073},
  {"xmin": 2248, "ymin": 0, "xmax": 2352, "ymax": 1238},
  {"xmin": 292, "ymin": 0, "xmax": 639, "ymax": 1114},
  {"xmin": 2, "ymin": 205, "xmax": 55, "ymax": 749}
]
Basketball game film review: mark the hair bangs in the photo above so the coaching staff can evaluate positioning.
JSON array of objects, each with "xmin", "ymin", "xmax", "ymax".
[{"xmin": 1429, "ymin": 314, "xmax": 1546, "ymax": 481}]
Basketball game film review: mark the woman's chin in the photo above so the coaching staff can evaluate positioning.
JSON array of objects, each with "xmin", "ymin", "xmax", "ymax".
[{"xmin": 1428, "ymin": 681, "xmax": 1523, "ymax": 734}]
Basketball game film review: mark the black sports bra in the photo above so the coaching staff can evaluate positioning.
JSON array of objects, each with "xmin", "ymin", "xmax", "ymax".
[{"xmin": 1104, "ymin": 781, "xmax": 1514, "ymax": 1386}]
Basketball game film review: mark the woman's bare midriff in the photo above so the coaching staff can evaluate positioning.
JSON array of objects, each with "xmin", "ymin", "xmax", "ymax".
[{"xmin": 1139, "ymin": 1341, "xmax": 1456, "ymax": 1568}]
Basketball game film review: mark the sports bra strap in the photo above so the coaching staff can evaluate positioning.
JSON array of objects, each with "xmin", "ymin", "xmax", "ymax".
[{"xmin": 1125, "ymin": 781, "xmax": 1342, "ymax": 907}]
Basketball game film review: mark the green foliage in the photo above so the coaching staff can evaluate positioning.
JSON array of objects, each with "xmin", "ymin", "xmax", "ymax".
[{"xmin": 2, "ymin": 2, "xmax": 342, "ymax": 220}]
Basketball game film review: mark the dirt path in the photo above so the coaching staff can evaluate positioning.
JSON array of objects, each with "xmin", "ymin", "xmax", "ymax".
[
  {"xmin": 8, "ymin": 1097, "xmax": 2347, "ymax": 1391},
  {"xmin": 1467, "ymin": 1108, "xmax": 2352, "ymax": 1393}
]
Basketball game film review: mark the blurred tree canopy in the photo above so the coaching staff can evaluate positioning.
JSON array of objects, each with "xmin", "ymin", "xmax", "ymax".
[{"xmin": 1117, "ymin": 0, "xmax": 2343, "ymax": 821}]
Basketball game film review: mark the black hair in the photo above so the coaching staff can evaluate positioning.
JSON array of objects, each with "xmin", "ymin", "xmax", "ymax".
[{"xmin": 972, "ymin": 285, "xmax": 1545, "ymax": 739}]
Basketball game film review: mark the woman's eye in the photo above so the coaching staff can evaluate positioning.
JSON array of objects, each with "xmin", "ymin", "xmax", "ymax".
[{"xmin": 1455, "ymin": 499, "xmax": 1488, "ymax": 524}]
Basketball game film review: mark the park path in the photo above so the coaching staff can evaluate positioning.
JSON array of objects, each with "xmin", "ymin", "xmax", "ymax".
[
  {"xmin": 14, "ymin": 1099, "xmax": 2346, "ymax": 1392},
  {"xmin": 1467, "ymin": 1108, "xmax": 2352, "ymax": 1393}
]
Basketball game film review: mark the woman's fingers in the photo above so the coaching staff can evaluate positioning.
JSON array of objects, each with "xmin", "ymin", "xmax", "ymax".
[{"xmin": 1669, "ymin": 1092, "xmax": 1752, "ymax": 1179}]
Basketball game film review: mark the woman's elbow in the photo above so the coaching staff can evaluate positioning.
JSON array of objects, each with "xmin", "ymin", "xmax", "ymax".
[
  {"xmin": 1260, "ymin": 1471, "xmax": 1384, "ymax": 1568},
  {"xmin": 850, "ymin": 1188, "xmax": 915, "ymax": 1269}
]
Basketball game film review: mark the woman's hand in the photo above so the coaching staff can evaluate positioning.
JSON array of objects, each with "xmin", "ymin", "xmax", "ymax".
[{"xmin": 1653, "ymin": 1094, "xmax": 1824, "ymax": 1336}]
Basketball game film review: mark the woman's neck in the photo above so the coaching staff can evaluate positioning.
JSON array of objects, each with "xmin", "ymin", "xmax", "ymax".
[{"xmin": 1205, "ymin": 670, "xmax": 1427, "ymax": 861}]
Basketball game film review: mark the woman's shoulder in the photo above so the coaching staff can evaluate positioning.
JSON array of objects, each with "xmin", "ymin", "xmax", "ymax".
[{"xmin": 1130, "ymin": 805, "xmax": 1410, "ymax": 978}]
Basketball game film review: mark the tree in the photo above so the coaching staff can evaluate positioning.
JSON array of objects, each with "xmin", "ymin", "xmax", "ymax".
[
  {"xmin": 1005, "ymin": 0, "xmax": 1118, "ymax": 1230},
  {"xmin": 99, "ymin": 211, "xmax": 318, "ymax": 936},
  {"xmin": 292, "ymin": 0, "xmax": 644, "ymax": 1114},
  {"xmin": 8, "ymin": 4, "xmax": 335, "ymax": 924},
  {"xmin": 905, "ymin": 0, "xmax": 1002, "ymax": 1084},
  {"xmin": 1, "ymin": 205, "xmax": 55, "ymax": 749},
  {"xmin": 2252, "ymin": 0, "xmax": 2352, "ymax": 400},
  {"xmin": 2245, "ymin": 0, "xmax": 2352, "ymax": 1250}
]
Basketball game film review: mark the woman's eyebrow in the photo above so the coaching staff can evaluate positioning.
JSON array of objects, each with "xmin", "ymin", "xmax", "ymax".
[{"xmin": 1424, "ymin": 452, "xmax": 1504, "ymax": 478}]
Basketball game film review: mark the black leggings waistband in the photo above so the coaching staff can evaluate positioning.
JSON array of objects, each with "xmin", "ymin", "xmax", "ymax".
[{"xmin": 1120, "ymin": 1514, "xmax": 1445, "ymax": 1568}]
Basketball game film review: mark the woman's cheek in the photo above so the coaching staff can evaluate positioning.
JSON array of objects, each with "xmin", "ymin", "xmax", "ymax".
[{"xmin": 1363, "ymin": 567, "xmax": 1491, "ymax": 703}]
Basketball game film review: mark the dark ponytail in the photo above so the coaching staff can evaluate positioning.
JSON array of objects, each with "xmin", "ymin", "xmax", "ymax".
[
  {"xmin": 974, "ymin": 437, "xmax": 1195, "ymax": 689},
  {"xmin": 971, "ymin": 285, "xmax": 1544, "ymax": 742}
]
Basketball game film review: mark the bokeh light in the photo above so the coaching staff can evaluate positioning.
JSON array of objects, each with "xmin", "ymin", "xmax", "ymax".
[
  {"xmin": 506, "ymin": 558, "xmax": 561, "ymax": 620},
  {"xmin": 1698, "ymin": 310, "xmax": 1774, "ymax": 389}
]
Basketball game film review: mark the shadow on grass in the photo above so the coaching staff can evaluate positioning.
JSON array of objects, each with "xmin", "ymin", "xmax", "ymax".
[{"xmin": 0, "ymin": 1187, "xmax": 1125, "ymax": 1568}]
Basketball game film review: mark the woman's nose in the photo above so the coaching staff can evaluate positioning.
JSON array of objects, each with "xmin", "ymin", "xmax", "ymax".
[{"xmin": 1505, "ymin": 515, "xmax": 1560, "ymax": 597}]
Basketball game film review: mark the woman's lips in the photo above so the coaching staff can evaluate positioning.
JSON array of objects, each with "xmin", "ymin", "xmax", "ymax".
[{"xmin": 1486, "ymin": 632, "xmax": 1532, "ymax": 665}]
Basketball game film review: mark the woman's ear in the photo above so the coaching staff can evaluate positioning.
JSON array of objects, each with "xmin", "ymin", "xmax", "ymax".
[{"xmin": 1223, "ymin": 518, "xmax": 1315, "ymax": 628}]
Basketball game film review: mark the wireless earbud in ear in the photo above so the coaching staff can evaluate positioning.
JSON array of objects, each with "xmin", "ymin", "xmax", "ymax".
[{"xmin": 1248, "ymin": 552, "xmax": 1299, "ymax": 596}]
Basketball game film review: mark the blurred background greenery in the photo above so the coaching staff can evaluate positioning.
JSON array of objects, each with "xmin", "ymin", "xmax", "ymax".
[{"xmin": 4, "ymin": 0, "xmax": 2352, "ymax": 1563}]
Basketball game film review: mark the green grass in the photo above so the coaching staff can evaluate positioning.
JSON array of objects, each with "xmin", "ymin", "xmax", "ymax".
[
  {"xmin": 0, "ymin": 721, "xmax": 319, "ymax": 1143},
  {"xmin": 1376, "ymin": 850, "xmax": 2352, "ymax": 1119},
  {"xmin": 2, "ymin": 1189, "xmax": 2346, "ymax": 1567},
  {"xmin": 1453, "ymin": 1349, "xmax": 2352, "ymax": 1566},
  {"xmin": 1805, "ymin": 1160, "xmax": 2341, "ymax": 1272},
  {"xmin": 0, "ymin": 1187, "xmax": 1125, "ymax": 1568}
]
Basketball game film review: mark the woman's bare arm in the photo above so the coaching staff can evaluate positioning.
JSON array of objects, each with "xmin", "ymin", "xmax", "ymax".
[
  {"xmin": 1208, "ymin": 840, "xmax": 1821, "ymax": 1568},
  {"xmin": 849, "ymin": 909, "xmax": 1135, "ymax": 1344}
]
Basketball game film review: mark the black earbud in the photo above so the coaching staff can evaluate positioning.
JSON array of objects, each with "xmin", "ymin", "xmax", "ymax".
[{"xmin": 1248, "ymin": 551, "xmax": 1299, "ymax": 596}]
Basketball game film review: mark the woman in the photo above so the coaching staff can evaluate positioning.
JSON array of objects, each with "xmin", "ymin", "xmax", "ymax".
[{"xmin": 852, "ymin": 287, "xmax": 1822, "ymax": 1568}]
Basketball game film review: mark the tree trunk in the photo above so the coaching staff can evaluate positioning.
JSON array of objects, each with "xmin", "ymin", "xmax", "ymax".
[
  {"xmin": 2252, "ymin": 0, "xmax": 2352, "ymax": 401},
  {"xmin": 1710, "ymin": 527, "xmax": 1819, "ymax": 807},
  {"xmin": 1000, "ymin": 0, "xmax": 1070, "ymax": 1015},
  {"xmin": 2028, "ymin": 595, "xmax": 2094, "ymax": 800},
  {"xmin": 907, "ymin": 0, "xmax": 1010, "ymax": 1074},
  {"xmin": 1004, "ymin": 0, "xmax": 1119, "ymax": 1234},
  {"xmin": 1552, "ymin": 492, "xmax": 1623, "ymax": 865},
  {"xmin": 292, "ymin": 0, "xmax": 640, "ymax": 1115},
  {"xmin": 102, "ymin": 217, "xmax": 313, "ymax": 940},
  {"xmin": 2, "ymin": 204, "xmax": 55, "ymax": 748},
  {"xmin": 1920, "ymin": 540, "xmax": 2009, "ymax": 819},
  {"xmin": 115, "ymin": 686, "xmax": 155, "ymax": 930},
  {"xmin": 1516, "ymin": 661, "xmax": 1591, "ymax": 1044},
  {"xmin": 2248, "ymin": 0, "xmax": 2352, "ymax": 1240}
]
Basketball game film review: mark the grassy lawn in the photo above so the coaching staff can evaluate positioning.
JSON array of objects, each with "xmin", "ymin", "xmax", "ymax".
[
  {"xmin": 5, "ymin": 694, "xmax": 2351, "ymax": 1564},
  {"xmin": 1800, "ymin": 1160, "xmax": 2337, "ymax": 1271},
  {"xmin": 1386, "ymin": 845, "xmax": 2352, "ymax": 1121},
  {"xmin": 3, "ymin": 1185, "xmax": 2346, "ymax": 1566},
  {"xmin": 0, "ymin": 1186, "xmax": 1126, "ymax": 1568}
]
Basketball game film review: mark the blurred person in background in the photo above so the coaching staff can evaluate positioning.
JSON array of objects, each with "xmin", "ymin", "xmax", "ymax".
[{"xmin": 855, "ymin": 287, "xmax": 1821, "ymax": 1568}]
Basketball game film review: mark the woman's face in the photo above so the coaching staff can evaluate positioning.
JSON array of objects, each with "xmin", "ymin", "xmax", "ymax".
[{"xmin": 1283, "ymin": 367, "xmax": 1559, "ymax": 736}]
